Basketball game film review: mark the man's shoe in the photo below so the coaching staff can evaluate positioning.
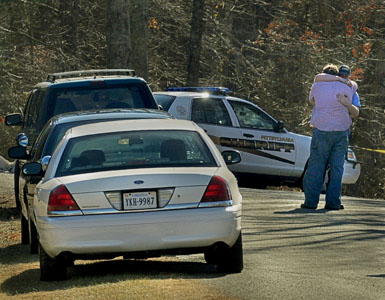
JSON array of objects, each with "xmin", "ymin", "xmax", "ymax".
[
  {"xmin": 324, "ymin": 204, "xmax": 344, "ymax": 210},
  {"xmin": 300, "ymin": 203, "xmax": 317, "ymax": 210}
]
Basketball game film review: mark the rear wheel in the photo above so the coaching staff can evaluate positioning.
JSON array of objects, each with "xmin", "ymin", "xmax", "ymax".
[
  {"xmin": 39, "ymin": 243, "xmax": 67, "ymax": 281},
  {"xmin": 20, "ymin": 214, "xmax": 29, "ymax": 245},
  {"xmin": 213, "ymin": 232, "xmax": 243, "ymax": 273},
  {"xmin": 204, "ymin": 248, "xmax": 216, "ymax": 265}
]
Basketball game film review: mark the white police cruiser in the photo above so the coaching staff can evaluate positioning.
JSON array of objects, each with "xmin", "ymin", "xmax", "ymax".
[{"xmin": 154, "ymin": 87, "xmax": 361, "ymax": 188}]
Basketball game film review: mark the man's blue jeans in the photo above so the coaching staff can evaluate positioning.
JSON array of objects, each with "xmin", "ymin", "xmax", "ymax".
[{"xmin": 303, "ymin": 128, "xmax": 349, "ymax": 209}]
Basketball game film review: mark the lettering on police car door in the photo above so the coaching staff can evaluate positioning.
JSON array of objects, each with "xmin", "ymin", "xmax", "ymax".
[
  {"xmin": 220, "ymin": 137, "xmax": 295, "ymax": 153},
  {"xmin": 213, "ymin": 135, "xmax": 295, "ymax": 165}
]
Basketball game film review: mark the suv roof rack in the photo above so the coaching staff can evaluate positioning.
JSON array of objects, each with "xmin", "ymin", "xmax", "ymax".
[
  {"xmin": 165, "ymin": 86, "xmax": 230, "ymax": 95},
  {"xmin": 47, "ymin": 69, "xmax": 136, "ymax": 82}
]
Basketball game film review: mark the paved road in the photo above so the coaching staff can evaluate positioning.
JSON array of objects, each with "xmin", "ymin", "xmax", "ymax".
[
  {"xmin": 201, "ymin": 188, "xmax": 385, "ymax": 300},
  {"xmin": 1, "ymin": 171, "xmax": 384, "ymax": 299}
]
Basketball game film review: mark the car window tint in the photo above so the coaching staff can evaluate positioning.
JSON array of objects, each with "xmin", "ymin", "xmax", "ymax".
[
  {"xmin": 31, "ymin": 121, "xmax": 53, "ymax": 160},
  {"xmin": 43, "ymin": 123, "xmax": 81, "ymax": 157},
  {"xmin": 22, "ymin": 93, "xmax": 33, "ymax": 127},
  {"xmin": 191, "ymin": 98, "xmax": 232, "ymax": 126},
  {"xmin": 55, "ymin": 130, "xmax": 217, "ymax": 177},
  {"xmin": 153, "ymin": 94, "xmax": 176, "ymax": 111},
  {"xmin": 229, "ymin": 100, "xmax": 275, "ymax": 130},
  {"xmin": 24, "ymin": 90, "xmax": 41, "ymax": 129},
  {"xmin": 44, "ymin": 84, "xmax": 156, "ymax": 123},
  {"xmin": 43, "ymin": 120, "xmax": 115, "ymax": 157}
]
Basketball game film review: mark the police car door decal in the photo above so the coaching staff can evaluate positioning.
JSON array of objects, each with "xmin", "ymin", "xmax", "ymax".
[{"xmin": 209, "ymin": 134, "xmax": 295, "ymax": 165}]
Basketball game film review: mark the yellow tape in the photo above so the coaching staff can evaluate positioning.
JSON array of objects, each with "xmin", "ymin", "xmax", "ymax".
[{"xmin": 354, "ymin": 147, "xmax": 385, "ymax": 154}]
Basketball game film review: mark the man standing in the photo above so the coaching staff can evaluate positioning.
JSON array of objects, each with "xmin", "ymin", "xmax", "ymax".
[
  {"xmin": 338, "ymin": 65, "xmax": 361, "ymax": 109},
  {"xmin": 301, "ymin": 64, "xmax": 359, "ymax": 210}
]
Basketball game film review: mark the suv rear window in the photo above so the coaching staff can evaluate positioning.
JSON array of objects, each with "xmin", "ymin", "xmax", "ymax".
[{"xmin": 40, "ymin": 83, "xmax": 157, "ymax": 128}]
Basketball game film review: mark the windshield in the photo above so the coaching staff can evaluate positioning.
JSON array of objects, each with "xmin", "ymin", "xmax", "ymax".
[{"xmin": 55, "ymin": 130, "xmax": 217, "ymax": 177}]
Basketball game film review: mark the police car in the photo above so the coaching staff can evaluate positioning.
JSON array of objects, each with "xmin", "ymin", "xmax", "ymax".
[{"xmin": 154, "ymin": 87, "xmax": 361, "ymax": 188}]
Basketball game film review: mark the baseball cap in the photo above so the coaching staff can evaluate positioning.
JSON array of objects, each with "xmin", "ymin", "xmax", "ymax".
[{"xmin": 339, "ymin": 65, "xmax": 351, "ymax": 76}]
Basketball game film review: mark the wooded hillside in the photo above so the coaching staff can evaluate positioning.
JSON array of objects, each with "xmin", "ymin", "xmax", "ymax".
[{"xmin": 0, "ymin": 0, "xmax": 384, "ymax": 199}]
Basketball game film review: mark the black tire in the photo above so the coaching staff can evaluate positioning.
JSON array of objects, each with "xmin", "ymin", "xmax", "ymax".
[
  {"xmin": 204, "ymin": 248, "xmax": 217, "ymax": 265},
  {"xmin": 14, "ymin": 161, "xmax": 21, "ymax": 210},
  {"xmin": 28, "ymin": 217, "xmax": 38, "ymax": 254},
  {"xmin": 20, "ymin": 213, "xmax": 29, "ymax": 245},
  {"xmin": 215, "ymin": 232, "xmax": 243, "ymax": 273},
  {"xmin": 39, "ymin": 243, "xmax": 67, "ymax": 281}
]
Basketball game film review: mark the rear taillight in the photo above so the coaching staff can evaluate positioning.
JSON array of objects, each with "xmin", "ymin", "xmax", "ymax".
[
  {"xmin": 48, "ymin": 185, "xmax": 80, "ymax": 212},
  {"xmin": 201, "ymin": 176, "xmax": 230, "ymax": 202}
]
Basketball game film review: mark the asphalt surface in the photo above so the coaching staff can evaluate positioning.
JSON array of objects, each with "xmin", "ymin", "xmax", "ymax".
[
  {"xmin": 1, "ymin": 171, "xmax": 384, "ymax": 299},
  {"xmin": 201, "ymin": 188, "xmax": 385, "ymax": 300}
]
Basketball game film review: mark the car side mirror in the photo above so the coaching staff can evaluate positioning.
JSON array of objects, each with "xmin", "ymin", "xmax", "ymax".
[
  {"xmin": 16, "ymin": 133, "xmax": 29, "ymax": 147},
  {"xmin": 274, "ymin": 121, "xmax": 285, "ymax": 132},
  {"xmin": 8, "ymin": 146, "xmax": 29, "ymax": 160},
  {"xmin": 221, "ymin": 150, "xmax": 241, "ymax": 165},
  {"xmin": 41, "ymin": 155, "xmax": 51, "ymax": 172},
  {"xmin": 22, "ymin": 162, "xmax": 43, "ymax": 176},
  {"xmin": 5, "ymin": 113, "xmax": 22, "ymax": 126}
]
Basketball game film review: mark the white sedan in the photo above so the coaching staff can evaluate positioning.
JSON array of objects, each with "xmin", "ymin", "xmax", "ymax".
[{"xmin": 22, "ymin": 118, "xmax": 243, "ymax": 280}]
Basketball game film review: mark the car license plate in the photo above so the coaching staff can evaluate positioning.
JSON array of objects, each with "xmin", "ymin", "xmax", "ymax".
[{"xmin": 123, "ymin": 191, "xmax": 157, "ymax": 210}]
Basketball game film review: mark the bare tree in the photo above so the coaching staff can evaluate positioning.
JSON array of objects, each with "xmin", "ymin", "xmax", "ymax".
[
  {"xmin": 59, "ymin": 0, "xmax": 79, "ymax": 70},
  {"xmin": 106, "ymin": 0, "xmax": 131, "ymax": 68},
  {"xmin": 130, "ymin": 0, "xmax": 149, "ymax": 80},
  {"xmin": 186, "ymin": 0, "xmax": 205, "ymax": 86}
]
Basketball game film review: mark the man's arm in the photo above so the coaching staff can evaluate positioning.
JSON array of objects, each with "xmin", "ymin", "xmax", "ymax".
[
  {"xmin": 337, "ymin": 94, "xmax": 359, "ymax": 118},
  {"xmin": 315, "ymin": 73, "xmax": 358, "ymax": 92},
  {"xmin": 309, "ymin": 86, "xmax": 315, "ymax": 105},
  {"xmin": 315, "ymin": 73, "xmax": 352, "ymax": 86}
]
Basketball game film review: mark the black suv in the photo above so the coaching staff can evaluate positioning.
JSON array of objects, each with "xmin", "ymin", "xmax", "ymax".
[{"xmin": 5, "ymin": 69, "xmax": 159, "ymax": 209}]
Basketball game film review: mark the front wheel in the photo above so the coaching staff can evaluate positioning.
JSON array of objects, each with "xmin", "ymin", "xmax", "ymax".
[
  {"xmin": 214, "ymin": 232, "xmax": 244, "ymax": 273},
  {"xmin": 28, "ymin": 217, "xmax": 38, "ymax": 254},
  {"xmin": 20, "ymin": 213, "xmax": 29, "ymax": 245},
  {"xmin": 14, "ymin": 161, "xmax": 21, "ymax": 210},
  {"xmin": 39, "ymin": 243, "xmax": 67, "ymax": 281}
]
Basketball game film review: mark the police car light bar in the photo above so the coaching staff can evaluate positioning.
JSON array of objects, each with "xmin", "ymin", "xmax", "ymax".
[{"xmin": 165, "ymin": 87, "xmax": 230, "ymax": 95}]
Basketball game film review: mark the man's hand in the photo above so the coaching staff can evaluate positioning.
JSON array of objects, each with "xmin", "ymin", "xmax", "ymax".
[
  {"xmin": 337, "ymin": 94, "xmax": 351, "ymax": 106},
  {"xmin": 337, "ymin": 94, "xmax": 359, "ymax": 118}
]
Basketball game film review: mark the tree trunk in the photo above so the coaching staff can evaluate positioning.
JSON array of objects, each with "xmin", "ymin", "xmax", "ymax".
[
  {"xmin": 186, "ymin": 0, "xmax": 205, "ymax": 86},
  {"xmin": 106, "ymin": 0, "xmax": 131, "ymax": 68},
  {"xmin": 130, "ymin": 0, "xmax": 149, "ymax": 80},
  {"xmin": 59, "ymin": 0, "xmax": 78, "ymax": 53},
  {"xmin": 59, "ymin": 0, "xmax": 79, "ymax": 69}
]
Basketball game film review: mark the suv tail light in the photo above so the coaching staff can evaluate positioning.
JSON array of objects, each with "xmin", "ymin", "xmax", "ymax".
[
  {"xmin": 48, "ymin": 185, "xmax": 80, "ymax": 212},
  {"xmin": 200, "ymin": 176, "xmax": 230, "ymax": 203}
]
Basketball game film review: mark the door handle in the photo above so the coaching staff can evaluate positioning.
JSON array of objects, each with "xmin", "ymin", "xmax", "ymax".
[{"xmin": 243, "ymin": 133, "xmax": 254, "ymax": 138}]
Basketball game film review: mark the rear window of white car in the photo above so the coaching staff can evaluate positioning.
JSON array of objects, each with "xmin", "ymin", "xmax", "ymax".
[
  {"xmin": 191, "ymin": 97, "xmax": 232, "ymax": 126},
  {"xmin": 55, "ymin": 130, "xmax": 217, "ymax": 177}
]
